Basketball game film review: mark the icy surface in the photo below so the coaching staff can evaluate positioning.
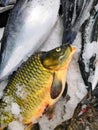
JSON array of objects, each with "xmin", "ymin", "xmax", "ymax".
[
  {"xmin": 83, "ymin": 41, "xmax": 98, "ymax": 73},
  {"xmin": 81, "ymin": 15, "xmax": 98, "ymax": 90},
  {"xmin": 0, "ymin": 0, "xmax": 60, "ymax": 81},
  {"xmin": 16, "ymin": 84, "xmax": 29, "ymax": 99},
  {"xmin": 95, "ymin": 4, "xmax": 98, "ymax": 11},
  {"xmin": 92, "ymin": 61, "xmax": 98, "ymax": 90},
  {"xmin": 0, "ymin": 28, "xmax": 4, "ymax": 38},
  {"xmin": 73, "ymin": 0, "xmax": 93, "ymax": 32},
  {"xmin": 8, "ymin": 121, "xmax": 25, "ymax": 130},
  {"xmin": 0, "ymin": 17, "xmax": 87, "ymax": 130},
  {"xmin": 40, "ymin": 17, "xmax": 63, "ymax": 51},
  {"xmin": 80, "ymin": 6, "xmax": 98, "ymax": 91},
  {"xmin": 0, "ymin": 27, "xmax": 4, "ymax": 44},
  {"xmin": 11, "ymin": 102, "xmax": 21, "ymax": 115},
  {"xmin": 0, "ymin": 27, "xmax": 6, "ymax": 95},
  {"xmin": 0, "ymin": 80, "xmax": 8, "ymax": 99},
  {"xmin": 0, "ymin": 2, "xmax": 98, "ymax": 129}
]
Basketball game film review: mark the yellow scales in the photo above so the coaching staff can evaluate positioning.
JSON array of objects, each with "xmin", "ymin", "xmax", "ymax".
[{"xmin": 0, "ymin": 45, "xmax": 76, "ymax": 130}]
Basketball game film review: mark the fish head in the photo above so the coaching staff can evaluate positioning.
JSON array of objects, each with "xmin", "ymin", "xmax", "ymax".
[{"xmin": 40, "ymin": 44, "xmax": 76, "ymax": 70}]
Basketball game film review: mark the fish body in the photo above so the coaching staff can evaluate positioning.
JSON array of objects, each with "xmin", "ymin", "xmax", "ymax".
[
  {"xmin": 0, "ymin": 45, "xmax": 76, "ymax": 129},
  {"xmin": 0, "ymin": 0, "xmax": 60, "ymax": 81}
]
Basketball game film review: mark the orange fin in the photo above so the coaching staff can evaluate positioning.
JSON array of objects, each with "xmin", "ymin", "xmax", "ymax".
[
  {"xmin": 25, "ymin": 123, "xmax": 40, "ymax": 130},
  {"xmin": 25, "ymin": 123, "xmax": 32, "ymax": 130},
  {"xmin": 44, "ymin": 105, "xmax": 55, "ymax": 120}
]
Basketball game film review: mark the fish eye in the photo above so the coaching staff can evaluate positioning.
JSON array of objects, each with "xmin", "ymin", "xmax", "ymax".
[{"xmin": 56, "ymin": 47, "xmax": 61, "ymax": 52}]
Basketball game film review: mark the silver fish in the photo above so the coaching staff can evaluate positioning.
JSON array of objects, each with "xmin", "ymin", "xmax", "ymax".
[
  {"xmin": 0, "ymin": 0, "xmax": 16, "ymax": 6},
  {"xmin": 0, "ymin": 0, "xmax": 9, "ymax": 6},
  {"xmin": 0, "ymin": 0, "xmax": 60, "ymax": 81},
  {"xmin": 79, "ymin": 4, "xmax": 98, "ymax": 90},
  {"xmin": 0, "ymin": 4, "xmax": 14, "ymax": 13}
]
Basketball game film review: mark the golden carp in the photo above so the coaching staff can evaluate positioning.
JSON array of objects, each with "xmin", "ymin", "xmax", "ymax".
[{"xmin": 0, "ymin": 44, "xmax": 76, "ymax": 130}]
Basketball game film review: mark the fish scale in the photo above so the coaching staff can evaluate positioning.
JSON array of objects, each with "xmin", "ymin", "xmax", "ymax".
[
  {"xmin": 0, "ymin": 53, "xmax": 53, "ymax": 127},
  {"xmin": 0, "ymin": 45, "xmax": 76, "ymax": 129}
]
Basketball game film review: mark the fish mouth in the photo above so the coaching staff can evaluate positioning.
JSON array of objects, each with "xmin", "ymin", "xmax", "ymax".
[
  {"xmin": 70, "ymin": 46, "xmax": 76, "ymax": 54},
  {"xmin": 64, "ymin": 44, "xmax": 76, "ymax": 56}
]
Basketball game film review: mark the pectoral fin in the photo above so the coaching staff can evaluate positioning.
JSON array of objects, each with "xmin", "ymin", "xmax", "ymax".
[{"xmin": 50, "ymin": 72, "xmax": 62, "ymax": 99}]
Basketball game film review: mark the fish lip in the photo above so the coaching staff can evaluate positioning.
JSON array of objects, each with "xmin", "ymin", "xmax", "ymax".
[
  {"xmin": 62, "ymin": 43, "xmax": 72, "ymax": 51},
  {"xmin": 68, "ymin": 45, "xmax": 72, "ymax": 51}
]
